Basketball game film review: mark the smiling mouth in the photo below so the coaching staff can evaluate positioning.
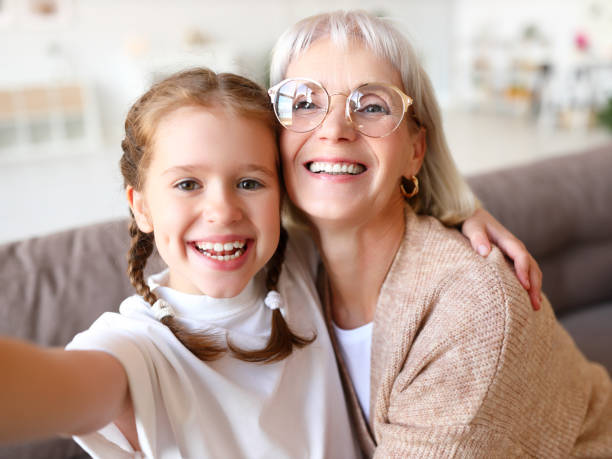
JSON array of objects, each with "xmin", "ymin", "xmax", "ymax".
[
  {"xmin": 306, "ymin": 161, "xmax": 366, "ymax": 175},
  {"xmin": 193, "ymin": 240, "xmax": 247, "ymax": 261}
]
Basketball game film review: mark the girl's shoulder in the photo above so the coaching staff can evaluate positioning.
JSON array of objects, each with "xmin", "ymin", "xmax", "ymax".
[{"xmin": 65, "ymin": 293, "xmax": 172, "ymax": 354}]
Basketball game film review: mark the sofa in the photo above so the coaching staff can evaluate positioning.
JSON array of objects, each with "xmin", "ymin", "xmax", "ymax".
[{"xmin": 1, "ymin": 144, "xmax": 611, "ymax": 459}]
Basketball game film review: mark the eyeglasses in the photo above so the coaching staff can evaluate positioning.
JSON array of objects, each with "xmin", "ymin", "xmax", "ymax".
[{"xmin": 268, "ymin": 78, "xmax": 414, "ymax": 138}]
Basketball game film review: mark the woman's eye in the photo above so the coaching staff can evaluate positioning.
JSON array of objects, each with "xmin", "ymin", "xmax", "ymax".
[
  {"xmin": 360, "ymin": 103, "xmax": 389, "ymax": 115},
  {"xmin": 237, "ymin": 179, "xmax": 263, "ymax": 190},
  {"xmin": 293, "ymin": 100, "xmax": 317, "ymax": 111},
  {"xmin": 175, "ymin": 179, "xmax": 201, "ymax": 191}
]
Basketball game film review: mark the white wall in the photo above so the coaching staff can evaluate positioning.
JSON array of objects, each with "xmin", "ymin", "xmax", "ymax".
[
  {"xmin": 1, "ymin": 0, "xmax": 610, "ymax": 244},
  {"xmin": 451, "ymin": 0, "xmax": 612, "ymax": 109}
]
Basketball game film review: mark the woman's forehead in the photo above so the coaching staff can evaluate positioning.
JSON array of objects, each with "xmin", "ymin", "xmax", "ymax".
[{"xmin": 285, "ymin": 38, "xmax": 404, "ymax": 91}]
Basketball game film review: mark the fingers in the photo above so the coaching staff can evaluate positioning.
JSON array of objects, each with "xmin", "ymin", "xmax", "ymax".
[
  {"xmin": 468, "ymin": 228, "xmax": 492, "ymax": 256},
  {"xmin": 528, "ymin": 260, "xmax": 543, "ymax": 311},
  {"xmin": 509, "ymin": 249, "xmax": 531, "ymax": 291},
  {"xmin": 498, "ymin": 238, "xmax": 543, "ymax": 311},
  {"xmin": 461, "ymin": 210, "xmax": 492, "ymax": 257}
]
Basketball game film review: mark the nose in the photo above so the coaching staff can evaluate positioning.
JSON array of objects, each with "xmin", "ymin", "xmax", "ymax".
[
  {"xmin": 316, "ymin": 93, "xmax": 357, "ymax": 141},
  {"xmin": 204, "ymin": 184, "xmax": 243, "ymax": 225}
]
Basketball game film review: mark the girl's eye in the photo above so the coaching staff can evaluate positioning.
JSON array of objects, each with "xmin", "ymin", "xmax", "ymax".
[
  {"xmin": 237, "ymin": 179, "xmax": 263, "ymax": 191},
  {"xmin": 175, "ymin": 179, "xmax": 201, "ymax": 191}
]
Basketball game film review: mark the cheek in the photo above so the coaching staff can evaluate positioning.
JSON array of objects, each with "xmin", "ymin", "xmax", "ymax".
[
  {"xmin": 279, "ymin": 130, "xmax": 304, "ymax": 165},
  {"xmin": 149, "ymin": 195, "xmax": 193, "ymax": 239},
  {"xmin": 248, "ymin": 189, "xmax": 281, "ymax": 226},
  {"xmin": 381, "ymin": 128, "xmax": 415, "ymax": 172},
  {"xmin": 262, "ymin": 195, "xmax": 282, "ymax": 246},
  {"xmin": 267, "ymin": 194, "xmax": 282, "ymax": 230},
  {"xmin": 279, "ymin": 132, "xmax": 304, "ymax": 198}
]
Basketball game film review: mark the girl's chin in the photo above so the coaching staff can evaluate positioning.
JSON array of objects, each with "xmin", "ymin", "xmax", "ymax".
[
  {"xmin": 192, "ymin": 280, "xmax": 250, "ymax": 298},
  {"xmin": 168, "ymin": 268, "xmax": 253, "ymax": 298}
]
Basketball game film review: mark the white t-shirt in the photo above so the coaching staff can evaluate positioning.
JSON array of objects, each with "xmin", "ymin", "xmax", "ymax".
[
  {"xmin": 333, "ymin": 321, "xmax": 373, "ymax": 421},
  {"xmin": 66, "ymin": 232, "xmax": 359, "ymax": 459}
]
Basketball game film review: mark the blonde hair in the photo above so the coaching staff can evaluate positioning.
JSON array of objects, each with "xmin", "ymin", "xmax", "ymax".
[
  {"xmin": 120, "ymin": 68, "xmax": 313, "ymax": 363},
  {"xmin": 270, "ymin": 10, "xmax": 477, "ymax": 225}
]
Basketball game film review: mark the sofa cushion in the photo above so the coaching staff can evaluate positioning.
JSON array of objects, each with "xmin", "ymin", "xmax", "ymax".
[
  {"xmin": 1, "ymin": 219, "xmax": 130, "ymax": 346},
  {"xmin": 560, "ymin": 302, "xmax": 612, "ymax": 374}
]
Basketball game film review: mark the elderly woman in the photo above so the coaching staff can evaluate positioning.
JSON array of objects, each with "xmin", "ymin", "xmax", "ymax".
[{"xmin": 268, "ymin": 10, "xmax": 612, "ymax": 457}]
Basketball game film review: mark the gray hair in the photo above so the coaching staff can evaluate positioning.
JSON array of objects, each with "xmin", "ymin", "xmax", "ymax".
[{"xmin": 270, "ymin": 10, "xmax": 478, "ymax": 226}]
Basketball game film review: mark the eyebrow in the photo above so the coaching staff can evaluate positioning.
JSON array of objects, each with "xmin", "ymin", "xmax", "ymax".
[
  {"xmin": 239, "ymin": 164, "xmax": 277, "ymax": 178},
  {"xmin": 162, "ymin": 163, "xmax": 277, "ymax": 178}
]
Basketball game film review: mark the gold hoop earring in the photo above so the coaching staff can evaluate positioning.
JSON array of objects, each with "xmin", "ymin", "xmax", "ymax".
[{"xmin": 400, "ymin": 176, "xmax": 419, "ymax": 199}]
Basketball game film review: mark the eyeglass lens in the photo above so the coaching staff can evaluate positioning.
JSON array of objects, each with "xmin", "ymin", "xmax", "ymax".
[{"xmin": 272, "ymin": 79, "xmax": 407, "ymax": 137}]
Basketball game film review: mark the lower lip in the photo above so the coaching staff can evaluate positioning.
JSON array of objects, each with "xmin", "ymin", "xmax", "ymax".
[
  {"xmin": 304, "ymin": 165, "xmax": 367, "ymax": 182},
  {"xmin": 189, "ymin": 241, "xmax": 252, "ymax": 271}
]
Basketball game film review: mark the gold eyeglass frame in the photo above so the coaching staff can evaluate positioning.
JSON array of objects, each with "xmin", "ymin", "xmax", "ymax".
[{"xmin": 268, "ymin": 77, "xmax": 414, "ymax": 138}]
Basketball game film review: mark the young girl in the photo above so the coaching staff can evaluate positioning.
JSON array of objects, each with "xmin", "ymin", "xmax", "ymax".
[{"xmin": 0, "ymin": 68, "xmax": 360, "ymax": 458}]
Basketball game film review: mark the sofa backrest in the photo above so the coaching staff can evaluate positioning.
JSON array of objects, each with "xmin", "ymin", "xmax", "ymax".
[
  {"xmin": 467, "ymin": 144, "xmax": 612, "ymax": 316},
  {"xmin": 0, "ymin": 219, "xmax": 166, "ymax": 347}
]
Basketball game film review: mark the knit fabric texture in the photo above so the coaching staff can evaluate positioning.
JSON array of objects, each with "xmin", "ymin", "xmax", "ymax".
[{"xmin": 321, "ymin": 208, "xmax": 612, "ymax": 458}]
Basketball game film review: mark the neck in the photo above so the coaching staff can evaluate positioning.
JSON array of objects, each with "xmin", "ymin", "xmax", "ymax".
[{"xmin": 311, "ymin": 204, "xmax": 406, "ymax": 330}]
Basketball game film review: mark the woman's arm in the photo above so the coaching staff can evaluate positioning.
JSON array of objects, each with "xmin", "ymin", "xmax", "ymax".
[
  {"xmin": 0, "ymin": 337, "xmax": 129, "ymax": 444},
  {"xmin": 462, "ymin": 207, "xmax": 542, "ymax": 310}
]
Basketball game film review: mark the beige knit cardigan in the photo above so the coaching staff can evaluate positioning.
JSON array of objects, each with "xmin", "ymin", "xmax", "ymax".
[{"xmin": 320, "ymin": 208, "xmax": 612, "ymax": 458}]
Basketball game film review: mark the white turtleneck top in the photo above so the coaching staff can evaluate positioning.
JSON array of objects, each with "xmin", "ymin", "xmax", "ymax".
[{"xmin": 66, "ymin": 231, "xmax": 358, "ymax": 459}]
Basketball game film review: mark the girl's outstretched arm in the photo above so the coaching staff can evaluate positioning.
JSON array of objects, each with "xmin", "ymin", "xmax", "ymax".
[
  {"xmin": 462, "ymin": 207, "xmax": 543, "ymax": 310},
  {"xmin": 0, "ymin": 337, "xmax": 129, "ymax": 444}
]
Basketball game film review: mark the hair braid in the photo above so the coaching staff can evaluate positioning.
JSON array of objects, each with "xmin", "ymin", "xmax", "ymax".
[
  {"xmin": 228, "ymin": 227, "xmax": 316, "ymax": 363},
  {"xmin": 161, "ymin": 317, "xmax": 227, "ymax": 361},
  {"xmin": 127, "ymin": 219, "xmax": 157, "ymax": 305}
]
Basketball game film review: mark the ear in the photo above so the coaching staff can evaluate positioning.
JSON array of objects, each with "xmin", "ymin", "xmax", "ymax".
[
  {"xmin": 126, "ymin": 186, "xmax": 153, "ymax": 233},
  {"xmin": 404, "ymin": 126, "xmax": 427, "ymax": 177}
]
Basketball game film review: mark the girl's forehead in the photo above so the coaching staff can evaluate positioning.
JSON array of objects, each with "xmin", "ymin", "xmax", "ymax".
[{"xmin": 149, "ymin": 107, "xmax": 278, "ymax": 172}]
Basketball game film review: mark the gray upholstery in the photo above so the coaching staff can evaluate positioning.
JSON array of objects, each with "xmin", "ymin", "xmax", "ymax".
[
  {"xmin": 560, "ymin": 302, "xmax": 612, "ymax": 370},
  {"xmin": 1, "ymin": 144, "xmax": 610, "ymax": 458}
]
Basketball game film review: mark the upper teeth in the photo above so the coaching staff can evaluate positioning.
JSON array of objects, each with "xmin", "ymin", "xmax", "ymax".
[
  {"xmin": 308, "ymin": 161, "xmax": 365, "ymax": 175},
  {"xmin": 195, "ymin": 240, "xmax": 245, "ymax": 252}
]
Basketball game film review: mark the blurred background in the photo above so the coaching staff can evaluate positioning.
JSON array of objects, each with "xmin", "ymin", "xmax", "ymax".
[{"xmin": 1, "ymin": 0, "xmax": 611, "ymax": 243}]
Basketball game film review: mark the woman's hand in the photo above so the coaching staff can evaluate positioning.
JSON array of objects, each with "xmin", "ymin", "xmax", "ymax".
[{"xmin": 462, "ymin": 208, "xmax": 542, "ymax": 310}]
